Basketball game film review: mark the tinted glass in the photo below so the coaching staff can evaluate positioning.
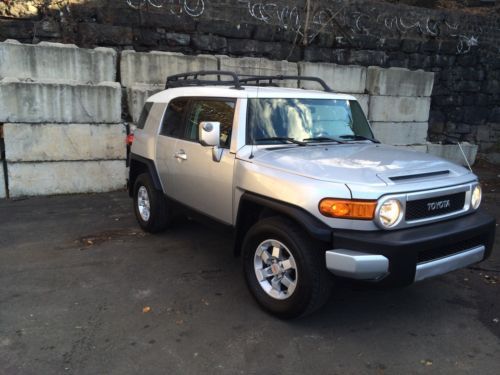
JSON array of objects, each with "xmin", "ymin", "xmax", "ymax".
[
  {"xmin": 136, "ymin": 102, "xmax": 153, "ymax": 129},
  {"xmin": 160, "ymin": 98, "xmax": 188, "ymax": 137},
  {"xmin": 247, "ymin": 98, "xmax": 373, "ymax": 143},
  {"xmin": 185, "ymin": 99, "xmax": 235, "ymax": 147}
]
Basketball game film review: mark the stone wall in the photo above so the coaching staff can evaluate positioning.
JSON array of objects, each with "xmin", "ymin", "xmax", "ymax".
[
  {"xmin": 0, "ymin": 40, "xmax": 126, "ymax": 198},
  {"xmin": 367, "ymin": 66, "xmax": 432, "ymax": 146},
  {"xmin": 2, "ymin": 0, "xmax": 497, "ymax": 160}
]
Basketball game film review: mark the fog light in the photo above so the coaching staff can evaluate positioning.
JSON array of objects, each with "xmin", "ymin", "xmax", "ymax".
[
  {"xmin": 377, "ymin": 199, "xmax": 403, "ymax": 228},
  {"xmin": 471, "ymin": 185, "xmax": 482, "ymax": 210}
]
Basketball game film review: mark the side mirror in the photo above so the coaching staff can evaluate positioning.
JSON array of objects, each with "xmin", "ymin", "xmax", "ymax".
[{"xmin": 199, "ymin": 121, "xmax": 220, "ymax": 147}]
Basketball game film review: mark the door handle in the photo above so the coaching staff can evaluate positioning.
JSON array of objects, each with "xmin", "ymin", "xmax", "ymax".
[{"xmin": 174, "ymin": 150, "xmax": 187, "ymax": 161}]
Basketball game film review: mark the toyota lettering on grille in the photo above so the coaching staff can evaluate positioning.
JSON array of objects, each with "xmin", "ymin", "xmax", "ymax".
[{"xmin": 427, "ymin": 199, "xmax": 451, "ymax": 211}]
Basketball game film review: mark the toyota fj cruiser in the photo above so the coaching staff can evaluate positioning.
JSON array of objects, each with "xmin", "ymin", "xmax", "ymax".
[{"xmin": 128, "ymin": 71, "xmax": 496, "ymax": 318}]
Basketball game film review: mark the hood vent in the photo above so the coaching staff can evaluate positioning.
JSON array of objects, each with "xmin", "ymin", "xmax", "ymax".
[{"xmin": 389, "ymin": 170, "xmax": 450, "ymax": 182}]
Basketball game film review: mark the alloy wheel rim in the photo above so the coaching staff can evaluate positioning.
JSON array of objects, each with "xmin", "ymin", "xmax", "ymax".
[
  {"xmin": 137, "ymin": 186, "xmax": 151, "ymax": 222},
  {"xmin": 253, "ymin": 239, "xmax": 298, "ymax": 300}
]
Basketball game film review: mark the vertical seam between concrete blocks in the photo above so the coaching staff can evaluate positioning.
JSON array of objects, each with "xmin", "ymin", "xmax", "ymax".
[
  {"xmin": 116, "ymin": 48, "xmax": 122, "ymax": 87},
  {"xmin": 0, "ymin": 127, "xmax": 9, "ymax": 199}
]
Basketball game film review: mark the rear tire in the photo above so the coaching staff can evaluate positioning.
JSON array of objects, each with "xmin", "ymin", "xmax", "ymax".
[
  {"xmin": 242, "ymin": 217, "xmax": 331, "ymax": 319},
  {"xmin": 133, "ymin": 173, "xmax": 171, "ymax": 233}
]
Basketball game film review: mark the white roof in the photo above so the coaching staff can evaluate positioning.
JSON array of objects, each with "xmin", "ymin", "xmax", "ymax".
[{"xmin": 147, "ymin": 85, "xmax": 357, "ymax": 102}]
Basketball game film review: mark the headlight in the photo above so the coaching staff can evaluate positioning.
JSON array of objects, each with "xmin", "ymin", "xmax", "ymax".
[
  {"xmin": 377, "ymin": 199, "xmax": 403, "ymax": 228},
  {"xmin": 471, "ymin": 185, "xmax": 482, "ymax": 210}
]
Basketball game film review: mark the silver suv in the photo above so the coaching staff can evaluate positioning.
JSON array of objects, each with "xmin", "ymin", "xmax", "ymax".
[{"xmin": 128, "ymin": 71, "xmax": 496, "ymax": 318}]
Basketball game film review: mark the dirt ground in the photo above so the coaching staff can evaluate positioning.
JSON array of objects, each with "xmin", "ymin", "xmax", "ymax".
[{"xmin": 0, "ymin": 164, "xmax": 499, "ymax": 374}]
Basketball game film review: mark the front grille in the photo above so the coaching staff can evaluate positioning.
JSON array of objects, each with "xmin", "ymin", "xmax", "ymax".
[
  {"xmin": 417, "ymin": 236, "xmax": 484, "ymax": 263},
  {"xmin": 406, "ymin": 192, "xmax": 466, "ymax": 221}
]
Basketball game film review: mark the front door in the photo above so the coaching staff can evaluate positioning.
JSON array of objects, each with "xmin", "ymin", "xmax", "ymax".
[{"xmin": 157, "ymin": 97, "xmax": 237, "ymax": 224}]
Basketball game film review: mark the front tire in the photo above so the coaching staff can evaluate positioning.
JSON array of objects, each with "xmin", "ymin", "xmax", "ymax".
[
  {"xmin": 242, "ymin": 217, "xmax": 331, "ymax": 319},
  {"xmin": 133, "ymin": 173, "xmax": 171, "ymax": 233}
]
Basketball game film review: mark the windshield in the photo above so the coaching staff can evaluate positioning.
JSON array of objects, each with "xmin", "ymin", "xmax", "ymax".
[{"xmin": 247, "ymin": 98, "xmax": 374, "ymax": 144}]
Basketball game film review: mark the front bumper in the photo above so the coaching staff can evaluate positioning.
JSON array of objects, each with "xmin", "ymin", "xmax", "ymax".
[{"xmin": 326, "ymin": 210, "xmax": 496, "ymax": 286}]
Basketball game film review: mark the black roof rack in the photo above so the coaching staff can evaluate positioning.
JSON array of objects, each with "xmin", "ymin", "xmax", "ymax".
[
  {"xmin": 165, "ymin": 71, "xmax": 243, "ymax": 90},
  {"xmin": 165, "ymin": 71, "xmax": 333, "ymax": 92},
  {"xmin": 239, "ymin": 75, "xmax": 333, "ymax": 92}
]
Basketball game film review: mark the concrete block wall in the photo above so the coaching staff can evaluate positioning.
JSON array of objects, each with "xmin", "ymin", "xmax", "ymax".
[
  {"xmin": 120, "ymin": 51, "xmax": 218, "ymax": 87},
  {"xmin": 219, "ymin": 56, "xmax": 298, "ymax": 87},
  {"xmin": 366, "ymin": 67, "xmax": 434, "ymax": 146},
  {"xmin": 3, "ymin": 124, "xmax": 125, "ymax": 161},
  {"xmin": 366, "ymin": 67, "xmax": 434, "ymax": 97},
  {"xmin": 0, "ymin": 40, "xmax": 126, "ymax": 198},
  {"xmin": 298, "ymin": 63, "xmax": 366, "ymax": 93},
  {"xmin": 0, "ymin": 79, "xmax": 122, "ymax": 123},
  {"xmin": 0, "ymin": 39, "xmax": 117, "ymax": 83},
  {"xmin": 368, "ymin": 96, "xmax": 431, "ymax": 123},
  {"xmin": 7, "ymin": 161, "xmax": 126, "ymax": 197},
  {"xmin": 370, "ymin": 122, "xmax": 428, "ymax": 146}
]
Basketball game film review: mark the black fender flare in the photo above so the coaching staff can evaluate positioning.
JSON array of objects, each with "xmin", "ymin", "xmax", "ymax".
[
  {"xmin": 128, "ymin": 153, "xmax": 163, "ymax": 195},
  {"xmin": 234, "ymin": 192, "xmax": 333, "ymax": 254}
]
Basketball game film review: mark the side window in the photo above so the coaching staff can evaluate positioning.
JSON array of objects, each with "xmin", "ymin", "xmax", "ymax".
[
  {"xmin": 185, "ymin": 99, "xmax": 236, "ymax": 148},
  {"xmin": 160, "ymin": 98, "xmax": 188, "ymax": 137},
  {"xmin": 136, "ymin": 102, "xmax": 153, "ymax": 129}
]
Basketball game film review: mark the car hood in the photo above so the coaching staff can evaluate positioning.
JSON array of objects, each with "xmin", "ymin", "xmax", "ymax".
[{"xmin": 245, "ymin": 143, "xmax": 470, "ymax": 186}]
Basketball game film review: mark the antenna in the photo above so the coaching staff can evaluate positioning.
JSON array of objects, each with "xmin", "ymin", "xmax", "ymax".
[{"xmin": 457, "ymin": 141, "xmax": 473, "ymax": 172}]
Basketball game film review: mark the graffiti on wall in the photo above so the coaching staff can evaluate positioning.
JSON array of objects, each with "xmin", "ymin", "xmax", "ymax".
[
  {"xmin": 124, "ymin": 0, "xmax": 487, "ymax": 53},
  {"xmin": 246, "ymin": 0, "xmax": 482, "ymax": 54},
  {"xmin": 126, "ymin": 0, "xmax": 205, "ymax": 17}
]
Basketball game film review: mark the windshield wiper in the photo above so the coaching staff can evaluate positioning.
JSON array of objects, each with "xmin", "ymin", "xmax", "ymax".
[
  {"xmin": 255, "ymin": 137, "xmax": 307, "ymax": 146},
  {"xmin": 302, "ymin": 137, "xmax": 345, "ymax": 144},
  {"xmin": 338, "ymin": 135, "xmax": 380, "ymax": 143}
]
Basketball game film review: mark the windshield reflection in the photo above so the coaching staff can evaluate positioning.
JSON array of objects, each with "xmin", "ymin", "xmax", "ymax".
[{"xmin": 248, "ymin": 98, "xmax": 373, "ymax": 144}]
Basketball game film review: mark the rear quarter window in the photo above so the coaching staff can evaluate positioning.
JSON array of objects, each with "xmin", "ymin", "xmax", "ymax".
[
  {"xmin": 160, "ymin": 98, "xmax": 189, "ymax": 138},
  {"xmin": 136, "ymin": 102, "xmax": 153, "ymax": 129}
]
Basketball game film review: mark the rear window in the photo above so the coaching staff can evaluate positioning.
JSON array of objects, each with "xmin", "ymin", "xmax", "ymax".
[{"xmin": 136, "ymin": 102, "xmax": 153, "ymax": 129}]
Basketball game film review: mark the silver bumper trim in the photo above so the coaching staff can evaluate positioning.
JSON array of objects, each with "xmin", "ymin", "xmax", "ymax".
[
  {"xmin": 325, "ymin": 249, "xmax": 389, "ymax": 280},
  {"xmin": 414, "ymin": 245, "xmax": 485, "ymax": 282}
]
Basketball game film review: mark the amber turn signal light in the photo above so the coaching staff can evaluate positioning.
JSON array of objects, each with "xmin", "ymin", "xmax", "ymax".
[{"xmin": 319, "ymin": 199, "xmax": 376, "ymax": 220}]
